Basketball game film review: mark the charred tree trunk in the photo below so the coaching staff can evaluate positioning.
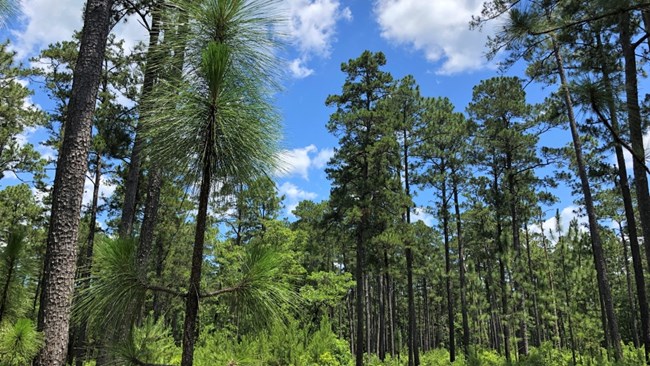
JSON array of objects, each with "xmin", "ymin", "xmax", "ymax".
[{"xmin": 35, "ymin": 0, "xmax": 113, "ymax": 364}]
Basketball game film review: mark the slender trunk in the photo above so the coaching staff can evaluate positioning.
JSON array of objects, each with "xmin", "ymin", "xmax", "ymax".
[
  {"xmin": 551, "ymin": 37, "xmax": 623, "ymax": 360},
  {"xmin": 355, "ymin": 213, "xmax": 365, "ymax": 366},
  {"xmin": 118, "ymin": 4, "xmax": 161, "ymax": 238},
  {"xmin": 180, "ymin": 131, "xmax": 213, "ymax": 366},
  {"xmin": 75, "ymin": 153, "xmax": 102, "ymax": 366},
  {"xmin": 540, "ymin": 215, "xmax": 561, "ymax": 347},
  {"xmin": 493, "ymin": 167, "xmax": 511, "ymax": 361},
  {"xmin": 441, "ymin": 175, "xmax": 455, "ymax": 362},
  {"xmin": 0, "ymin": 257, "xmax": 16, "ymax": 322},
  {"xmin": 152, "ymin": 236, "xmax": 165, "ymax": 321},
  {"xmin": 620, "ymin": 10, "xmax": 650, "ymax": 261},
  {"xmin": 524, "ymin": 224, "xmax": 542, "ymax": 347},
  {"xmin": 452, "ymin": 175, "xmax": 470, "ymax": 355},
  {"xmin": 598, "ymin": 42, "xmax": 650, "ymax": 361},
  {"xmin": 137, "ymin": 167, "xmax": 163, "ymax": 272},
  {"xmin": 35, "ymin": 1, "xmax": 113, "ymax": 364},
  {"xmin": 379, "ymin": 273, "xmax": 385, "ymax": 360},
  {"xmin": 619, "ymin": 221, "xmax": 640, "ymax": 348},
  {"xmin": 402, "ymin": 127, "xmax": 419, "ymax": 366},
  {"xmin": 560, "ymin": 239, "xmax": 578, "ymax": 365}
]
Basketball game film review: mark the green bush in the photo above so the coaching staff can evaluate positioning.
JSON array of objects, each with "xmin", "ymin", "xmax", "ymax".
[{"xmin": 0, "ymin": 318, "xmax": 42, "ymax": 366}]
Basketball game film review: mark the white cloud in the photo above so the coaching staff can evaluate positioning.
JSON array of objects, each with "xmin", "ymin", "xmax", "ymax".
[
  {"xmin": 411, "ymin": 206, "xmax": 434, "ymax": 227},
  {"xmin": 82, "ymin": 171, "xmax": 117, "ymax": 208},
  {"xmin": 278, "ymin": 181, "xmax": 317, "ymax": 214},
  {"xmin": 285, "ymin": 0, "xmax": 351, "ymax": 56},
  {"xmin": 529, "ymin": 205, "xmax": 589, "ymax": 242},
  {"xmin": 277, "ymin": 144, "xmax": 333, "ymax": 180},
  {"xmin": 12, "ymin": 0, "xmax": 83, "ymax": 60},
  {"xmin": 288, "ymin": 58, "xmax": 314, "ymax": 79},
  {"xmin": 12, "ymin": 0, "xmax": 148, "ymax": 62},
  {"xmin": 374, "ymin": 0, "xmax": 497, "ymax": 74},
  {"xmin": 283, "ymin": 0, "xmax": 352, "ymax": 78},
  {"xmin": 313, "ymin": 148, "xmax": 334, "ymax": 169}
]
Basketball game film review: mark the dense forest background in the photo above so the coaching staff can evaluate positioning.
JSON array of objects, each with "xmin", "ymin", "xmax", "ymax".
[{"xmin": 1, "ymin": 0, "xmax": 650, "ymax": 365}]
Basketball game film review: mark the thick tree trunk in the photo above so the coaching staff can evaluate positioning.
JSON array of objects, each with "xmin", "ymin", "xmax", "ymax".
[
  {"xmin": 552, "ymin": 38, "xmax": 623, "ymax": 360},
  {"xmin": 35, "ymin": 1, "xmax": 112, "ymax": 364}
]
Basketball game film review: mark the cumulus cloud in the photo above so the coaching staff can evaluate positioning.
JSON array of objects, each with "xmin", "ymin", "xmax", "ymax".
[
  {"xmin": 277, "ymin": 144, "xmax": 334, "ymax": 180},
  {"xmin": 374, "ymin": 0, "xmax": 498, "ymax": 74},
  {"xmin": 278, "ymin": 181, "xmax": 318, "ymax": 215},
  {"xmin": 283, "ymin": 0, "xmax": 352, "ymax": 78},
  {"xmin": 313, "ymin": 148, "xmax": 335, "ymax": 169},
  {"xmin": 12, "ymin": 0, "xmax": 148, "ymax": 62},
  {"xmin": 529, "ymin": 205, "xmax": 589, "ymax": 242},
  {"xmin": 289, "ymin": 58, "xmax": 314, "ymax": 79}
]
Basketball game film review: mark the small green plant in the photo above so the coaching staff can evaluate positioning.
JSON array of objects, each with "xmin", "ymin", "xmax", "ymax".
[{"xmin": 0, "ymin": 318, "xmax": 42, "ymax": 366}]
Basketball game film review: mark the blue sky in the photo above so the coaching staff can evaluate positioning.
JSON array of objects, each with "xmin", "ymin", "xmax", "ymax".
[{"xmin": 3, "ymin": 0, "xmax": 646, "ymax": 234}]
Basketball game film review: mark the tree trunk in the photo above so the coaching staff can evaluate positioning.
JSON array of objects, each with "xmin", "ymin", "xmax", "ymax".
[
  {"xmin": 524, "ymin": 224, "xmax": 542, "ymax": 347},
  {"xmin": 452, "ymin": 175, "xmax": 470, "ymax": 355},
  {"xmin": 619, "ymin": 221, "xmax": 640, "ymax": 348},
  {"xmin": 540, "ymin": 214, "xmax": 561, "ymax": 347},
  {"xmin": 137, "ymin": 167, "xmax": 163, "ymax": 272},
  {"xmin": 441, "ymin": 175, "xmax": 455, "ymax": 362},
  {"xmin": 118, "ymin": 4, "xmax": 161, "ymax": 238},
  {"xmin": 620, "ymin": 7, "xmax": 650, "ymax": 271},
  {"xmin": 355, "ymin": 212, "xmax": 365, "ymax": 366},
  {"xmin": 75, "ymin": 152, "xmax": 102, "ymax": 366},
  {"xmin": 181, "ymin": 133, "xmax": 213, "ymax": 366},
  {"xmin": 551, "ymin": 37, "xmax": 623, "ymax": 360},
  {"xmin": 35, "ymin": 1, "xmax": 113, "ymax": 364},
  {"xmin": 598, "ymin": 42, "xmax": 650, "ymax": 361}
]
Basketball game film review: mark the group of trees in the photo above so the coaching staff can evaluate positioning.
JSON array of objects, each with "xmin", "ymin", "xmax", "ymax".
[{"xmin": 1, "ymin": 0, "xmax": 650, "ymax": 365}]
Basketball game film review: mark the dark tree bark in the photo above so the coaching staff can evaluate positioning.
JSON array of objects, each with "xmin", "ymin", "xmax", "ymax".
[{"xmin": 35, "ymin": 1, "xmax": 113, "ymax": 364}]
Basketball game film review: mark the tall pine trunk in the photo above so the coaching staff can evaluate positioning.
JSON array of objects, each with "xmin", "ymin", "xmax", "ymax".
[
  {"xmin": 181, "ymin": 142, "xmax": 213, "ymax": 366},
  {"xmin": 35, "ymin": 1, "xmax": 113, "ymax": 364},
  {"xmin": 620, "ymin": 9, "xmax": 650, "ymax": 287},
  {"xmin": 597, "ymin": 41, "xmax": 650, "ymax": 361},
  {"xmin": 452, "ymin": 174, "xmax": 470, "ymax": 355},
  {"xmin": 551, "ymin": 37, "xmax": 622, "ymax": 360},
  {"xmin": 118, "ymin": 4, "xmax": 161, "ymax": 238}
]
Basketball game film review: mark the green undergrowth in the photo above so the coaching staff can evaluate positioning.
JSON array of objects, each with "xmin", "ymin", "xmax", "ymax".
[{"xmin": 78, "ymin": 315, "xmax": 646, "ymax": 366}]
